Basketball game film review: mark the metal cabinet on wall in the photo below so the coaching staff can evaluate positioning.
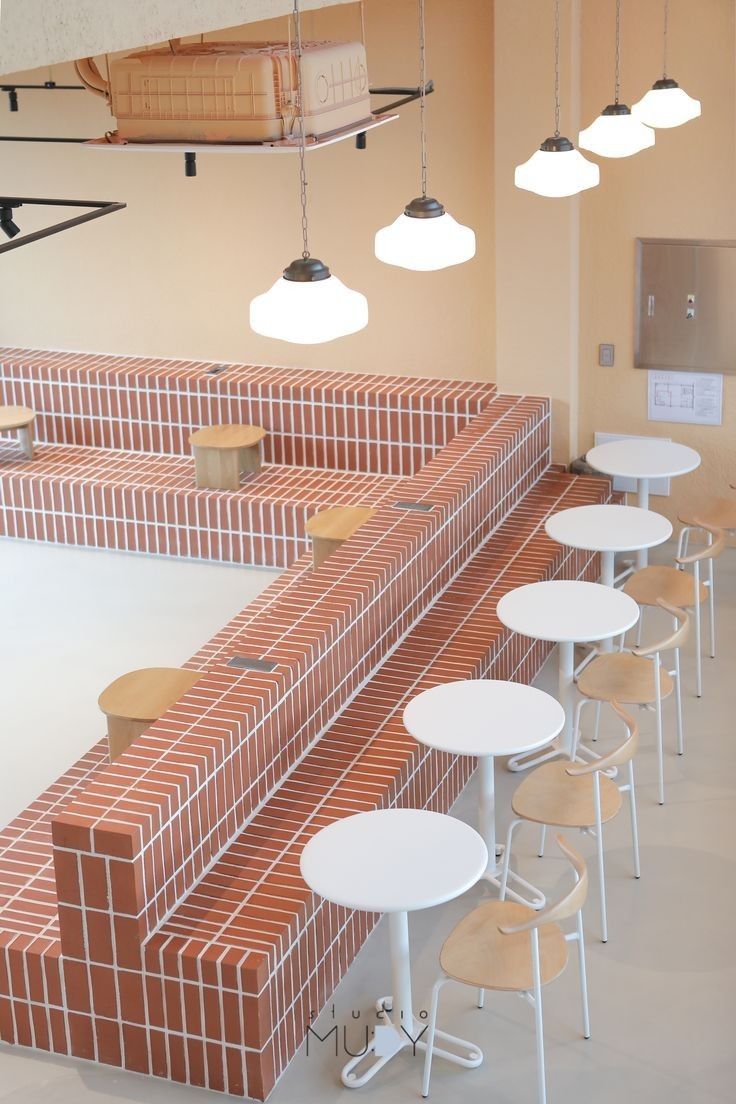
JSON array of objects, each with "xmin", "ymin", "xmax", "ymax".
[{"xmin": 635, "ymin": 238, "xmax": 736, "ymax": 374}]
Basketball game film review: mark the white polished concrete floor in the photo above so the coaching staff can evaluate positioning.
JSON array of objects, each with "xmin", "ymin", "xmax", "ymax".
[
  {"xmin": 0, "ymin": 540, "xmax": 734, "ymax": 1104},
  {"xmin": 0, "ymin": 539, "xmax": 279, "ymax": 824}
]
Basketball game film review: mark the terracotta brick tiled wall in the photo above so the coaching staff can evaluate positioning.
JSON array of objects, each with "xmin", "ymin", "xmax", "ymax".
[
  {"xmin": 0, "ymin": 352, "xmax": 614, "ymax": 1098},
  {"xmin": 0, "ymin": 349, "xmax": 496, "ymax": 475},
  {"xmin": 0, "ymin": 440, "xmax": 400, "ymax": 567}
]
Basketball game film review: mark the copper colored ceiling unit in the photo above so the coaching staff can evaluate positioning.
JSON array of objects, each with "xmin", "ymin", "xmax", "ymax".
[{"xmin": 79, "ymin": 40, "xmax": 373, "ymax": 144}]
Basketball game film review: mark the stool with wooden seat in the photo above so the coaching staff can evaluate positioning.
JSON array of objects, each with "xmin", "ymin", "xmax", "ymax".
[
  {"xmin": 305, "ymin": 505, "xmax": 376, "ymax": 568},
  {"xmin": 501, "ymin": 705, "xmax": 639, "ymax": 943},
  {"xmin": 98, "ymin": 667, "xmax": 203, "ymax": 761},
  {"xmin": 624, "ymin": 524, "xmax": 723, "ymax": 698},
  {"xmin": 0, "ymin": 405, "xmax": 35, "ymax": 459},
  {"xmin": 189, "ymin": 424, "xmax": 266, "ymax": 491},
  {"xmin": 575, "ymin": 603, "xmax": 688, "ymax": 805},
  {"xmin": 422, "ymin": 835, "xmax": 589, "ymax": 1104},
  {"xmin": 677, "ymin": 503, "xmax": 734, "ymax": 666}
]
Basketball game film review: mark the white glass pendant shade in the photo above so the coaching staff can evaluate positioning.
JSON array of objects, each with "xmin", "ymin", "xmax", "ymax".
[
  {"xmin": 579, "ymin": 103, "xmax": 655, "ymax": 158},
  {"xmin": 515, "ymin": 136, "xmax": 600, "ymax": 197},
  {"xmin": 631, "ymin": 78, "xmax": 701, "ymax": 128},
  {"xmin": 250, "ymin": 257, "xmax": 368, "ymax": 344},
  {"xmin": 375, "ymin": 197, "xmax": 476, "ymax": 271}
]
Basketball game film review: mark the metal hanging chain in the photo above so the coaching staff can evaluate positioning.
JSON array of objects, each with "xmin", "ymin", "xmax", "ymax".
[
  {"xmin": 554, "ymin": 0, "xmax": 561, "ymax": 136},
  {"xmin": 293, "ymin": 0, "xmax": 310, "ymax": 258},
  {"xmin": 614, "ymin": 0, "xmax": 621, "ymax": 103},
  {"xmin": 419, "ymin": 0, "xmax": 428, "ymax": 198},
  {"xmin": 663, "ymin": 0, "xmax": 669, "ymax": 77}
]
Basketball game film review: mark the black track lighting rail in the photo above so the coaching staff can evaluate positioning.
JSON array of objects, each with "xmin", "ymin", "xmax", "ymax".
[
  {"xmin": 1, "ymin": 81, "xmax": 85, "ymax": 112},
  {"xmin": 368, "ymin": 80, "xmax": 434, "ymax": 114},
  {"xmin": 0, "ymin": 196, "xmax": 126, "ymax": 255},
  {"xmin": 356, "ymin": 81, "xmax": 434, "ymax": 148},
  {"xmin": 0, "ymin": 79, "xmax": 435, "ymax": 169}
]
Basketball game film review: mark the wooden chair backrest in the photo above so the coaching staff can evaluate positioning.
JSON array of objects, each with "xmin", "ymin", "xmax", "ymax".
[
  {"xmin": 498, "ymin": 835, "xmax": 588, "ymax": 934},
  {"xmin": 633, "ymin": 600, "xmax": 690, "ymax": 657},
  {"xmin": 676, "ymin": 521, "xmax": 726, "ymax": 564},
  {"xmin": 565, "ymin": 702, "xmax": 638, "ymax": 776}
]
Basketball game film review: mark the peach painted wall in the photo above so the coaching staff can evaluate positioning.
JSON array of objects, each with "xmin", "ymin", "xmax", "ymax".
[
  {"xmin": 494, "ymin": 0, "xmax": 582, "ymax": 463},
  {"xmin": 578, "ymin": 0, "xmax": 736, "ymax": 523},
  {"xmin": 0, "ymin": 0, "xmax": 494, "ymax": 381}
]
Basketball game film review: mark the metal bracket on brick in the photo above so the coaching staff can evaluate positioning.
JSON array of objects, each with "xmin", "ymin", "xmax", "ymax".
[
  {"xmin": 392, "ymin": 500, "xmax": 437, "ymax": 512},
  {"xmin": 227, "ymin": 655, "xmax": 278, "ymax": 672}
]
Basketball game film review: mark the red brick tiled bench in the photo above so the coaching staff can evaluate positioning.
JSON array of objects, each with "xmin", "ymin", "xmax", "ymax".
[
  {"xmin": 0, "ymin": 349, "xmax": 496, "ymax": 476},
  {"xmin": 0, "ymin": 370, "xmax": 615, "ymax": 1098},
  {"xmin": 0, "ymin": 441, "xmax": 399, "ymax": 567},
  {"xmin": 0, "ymin": 469, "xmax": 610, "ymax": 1097}
]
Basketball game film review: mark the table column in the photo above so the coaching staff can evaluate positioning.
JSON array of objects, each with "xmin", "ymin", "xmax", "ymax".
[
  {"xmin": 477, "ymin": 755, "xmax": 497, "ymax": 875},
  {"xmin": 388, "ymin": 911, "xmax": 413, "ymax": 1036},
  {"xmin": 636, "ymin": 478, "xmax": 650, "ymax": 569},
  {"xmin": 558, "ymin": 639, "xmax": 576, "ymax": 756}
]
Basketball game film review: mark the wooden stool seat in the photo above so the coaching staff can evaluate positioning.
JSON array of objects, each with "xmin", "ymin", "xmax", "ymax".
[
  {"xmin": 577, "ymin": 650, "xmax": 674, "ymax": 704},
  {"xmin": 679, "ymin": 497, "xmax": 736, "ymax": 532},
  {"xmin": 305, "ymin": 505, "xmax": 376, "ymax": 568},
  {"xmin": 99, "ymin": 666, "xmax": 203, "ymax": 760},
  {"xmin": 624, "ymin": 564, "xmax": 706, "ymax": 608},
  {"xmin": 440, "ymin": 899, "xmax": 568, "ymax": 992},
  {"xmin": 511, "ymin": 761, "xmax": 623, "ymax": 829},
  {"xmin": 0, "ymin": 405, "xmax": 35, "ymax": 458},
  {"xmin": 189, "ymin": 424, "xmax": 266, "ymax": 491}
]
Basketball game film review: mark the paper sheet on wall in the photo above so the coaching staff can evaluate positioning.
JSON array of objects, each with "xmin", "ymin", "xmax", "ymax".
[{"xmin": 647, "ymin": 370, "xmax": 723, "ymax": 426}]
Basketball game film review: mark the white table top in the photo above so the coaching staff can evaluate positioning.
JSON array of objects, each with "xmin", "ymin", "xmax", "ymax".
[
  {"xmin": 403, "ymin": 679, "xmax": 565, "ymax": 758},
  {"xmin": 545, "ymin": 504, "xmax": 672, "ymax": 554},
  {"xmin": 299, "ymin": 809, "xmax": 488, "ymax": 913},
  {"xmin": 497, "ymin": 580, "xmax": 639, "ymax": 643},
  {"xmin": 586, "ymin": 439, "xmax": 700, "ymax": 481}
]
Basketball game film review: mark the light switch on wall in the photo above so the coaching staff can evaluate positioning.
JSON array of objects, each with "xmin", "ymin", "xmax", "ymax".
[{"xmin": 598, "ymin": 343, "xmax": 615, "ymax": 366}]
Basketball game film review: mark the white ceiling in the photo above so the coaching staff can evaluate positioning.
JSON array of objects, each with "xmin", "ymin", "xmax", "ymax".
[{"xmin": 0, "ymin": 0, "xmax": 356, "ymax": 77}]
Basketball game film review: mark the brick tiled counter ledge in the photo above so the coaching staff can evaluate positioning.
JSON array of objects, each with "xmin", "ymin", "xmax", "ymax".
[
  {"xmin": 149, "ymin": 469, "xmax": 611, "ymax": 1098},
  {"xmin": 0, "ymin": 348, "xmax": 497, "ymax": 475},
  {"xmin": 46, "ymin": 395, "xmax": 550, "ymax": 944},
  {"xmin": 0, "ymin": 389, "xmax": 556, "ymax": 1095},
  {"xmin": 0, "ymin": 442, "xmax": 400, "ymax": 567}
]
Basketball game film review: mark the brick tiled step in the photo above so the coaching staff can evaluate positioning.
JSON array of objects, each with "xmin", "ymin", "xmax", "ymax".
[
  {"xmin": 0, "ymin": 348, "xmax": 497, "ymax": 476},
  {"xmin": 0, "ymin": 388, "xmax": 558, "ymax": 1097},
  {"xmin": 147, "ymin": 470, "xmax": 610, "ymax": 1098},
  {"xmin": 0, "ymin": 441, "xmax": 399, "ymax": 567}
]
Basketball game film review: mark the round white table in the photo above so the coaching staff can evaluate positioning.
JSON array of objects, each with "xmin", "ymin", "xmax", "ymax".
[
  {"xmin": 496, "ymin": 580, "xmax": 639, "ymax": 770},
  {"xmin": 300, "ymin": 808, "xmax": 488, "ymax": 1089},
  {"xmin": 586, "ymin": 439, "xmax": 700, "ymax": 567},
  {"xmin": 403, "ymin": 680, "xmax": 564, "ymax": 905},
  {"xmin": 545, "ymin": 504, "xmax": 672, "ymax": 588}
]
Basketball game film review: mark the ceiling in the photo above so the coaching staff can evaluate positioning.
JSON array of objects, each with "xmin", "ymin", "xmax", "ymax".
[{"xmin": 0, "ymin": 0, "xmax": 355, "ymax": 77}]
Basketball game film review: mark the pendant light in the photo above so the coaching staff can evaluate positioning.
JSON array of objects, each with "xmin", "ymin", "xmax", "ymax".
[
  {"xmin": 578, "ymin": 0, "xmax": 655, "ymax": 158},
  {"xmin": 374, "ymin": 0, "xmax": 475, "ymax": 271},
  {"xmin": 250, "ymin": 0, "xmax": 368, "ymax": 344},
  {"xmin": 515, "ymin": 0, "xmax": 599, "ymax": 198},
  {"xmin": 632, "ymin": 1, "xmax": 701, "ymax": 128}
]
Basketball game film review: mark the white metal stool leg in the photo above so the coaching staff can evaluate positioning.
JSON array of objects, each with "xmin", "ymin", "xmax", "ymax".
[
  {"xmin": 707, "ymin": 552, "xmax": 716, "ymax": 659},
  {"xmin": 530, "ymin": 929, "xmax": 547, "ymax": 1104},
  {"xmin": 654, "ymin": 651, "xmax": 665, "ymax": 805},
  {"xmin": 626, "ymin": 759, "xmax": 641, "ymax": 879},
  {"xmin": 674, "ymin": 646, "xmax": 684, "ymax": 755},
  {"xmin": 694, "ymin": 559, "xmax": 702, "ymax": 697},
  {"xmin": 565, "ymin": 908, "xmax": 591, "ymax": 1039},
  {"xmin": 592, "ymin": 774, "xmax": 608, "ymax": 943},
  {"xmin": 421, "ymin": 976, "xmax": 447, "ymax": 1098}
]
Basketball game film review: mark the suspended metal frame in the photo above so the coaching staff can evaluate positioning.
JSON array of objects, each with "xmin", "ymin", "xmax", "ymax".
[{"xmin": 0, "ymin": 196, "xmax": 126, "ymax": 255}]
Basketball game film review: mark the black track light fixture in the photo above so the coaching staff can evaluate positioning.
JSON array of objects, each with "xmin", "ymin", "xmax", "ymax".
[{"xmin": 0, "ymin": 205, "xmax": 21, "ymax": 238}]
